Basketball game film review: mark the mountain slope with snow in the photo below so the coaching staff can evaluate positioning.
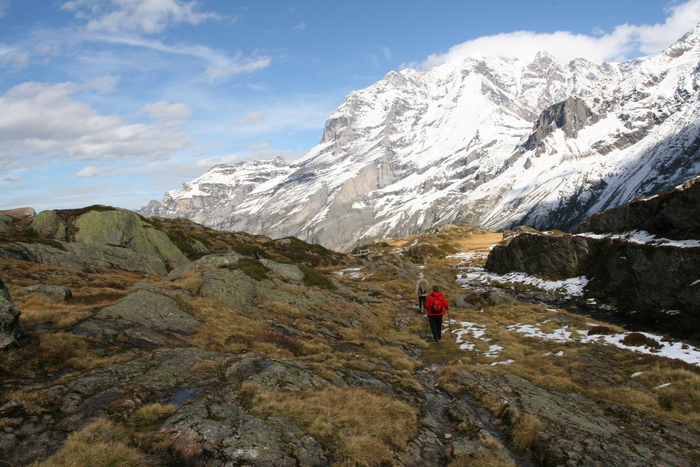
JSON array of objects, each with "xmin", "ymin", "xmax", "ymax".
[{"xmin": 141, "ymin": 25, "xmax": 700, "ymax": 252}]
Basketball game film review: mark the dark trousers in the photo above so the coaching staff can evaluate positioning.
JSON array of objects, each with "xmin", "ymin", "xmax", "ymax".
[
  {"xmin": 428, "ymin": 314, "xmax": 443, "ymax": 342},
  {"xmin": 418, "ymin": 295, "xmax": 426, "ymax": 311}
]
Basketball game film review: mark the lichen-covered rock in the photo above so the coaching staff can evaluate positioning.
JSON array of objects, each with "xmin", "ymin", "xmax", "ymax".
[
  {"xmin": 96, "ymin": 289, "xmax": 201, "ymax": 333},
  {"xmin": 0, "ymin": 207, "xmax": 35, "ymax": 219},
  {"xmin": 162, "ymin": 391, "xmax": 328, "ymax": 467},
  {"xmin": 0, "ymin": 218, "xmax": 11, "ymax": 233},
  {"xmin": 0, "ymin": 277, "xmax": 22, "ymax": 349},
  {"xmin": 446, "ymin": 369, "xmax": 700, "ymax": 467},
  {"xmin": 260, "ymin": 259, "xmax": 305, "ymax": 281},
  {"xmin": 7, "ymin": 242, "xmax": 93, "ymax": 272},
  {"xmin": 198, "ymin": 268, "xmax": 259, "ymax": 311},
  {"xmin": 167, "ymin": 252, "xmax": 243, "ymax": 278},
  {"xmin": 74, "ymin": 209, "xmax": 189, "ymax": 271},
  {"xmin": 66, "ymin": 242, "xmax": 172, "ymax": 275},
  {"xmin": 244, "ymin": 360, "xmax": 333, "ymax": 390},
  {"xmin": 26, "ymin": 206, "xmax": 190, "ymax": 273},
  {"xmin": 30, "ymin": 210, "xmax": 68, "ymax": 239}
]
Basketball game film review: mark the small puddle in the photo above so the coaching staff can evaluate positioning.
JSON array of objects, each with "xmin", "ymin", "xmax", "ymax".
[{"xmin": 168, "ymin": 387, "xmax": 203, "ymax": 407}]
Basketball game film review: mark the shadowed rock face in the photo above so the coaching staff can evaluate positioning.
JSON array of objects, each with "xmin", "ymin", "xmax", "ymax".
[
  {"xmin": 0, "ymin": 278, "xmax": 22, "ymax": 350},
  {"xmin": 574, "ymin": 174, "xmax": 700, "ymax": 239},
  {"xmin": 522, "ymin": 96, "xmax": 600, "ymax": 154},
  {"xmin": 486, "ymin": 174, "xmax": 700, "ymax": 339}
]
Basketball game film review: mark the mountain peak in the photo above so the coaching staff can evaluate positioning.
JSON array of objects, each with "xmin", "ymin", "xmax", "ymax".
[{"xmin": 142, "ymin": 25, "xmax": 700, "ymax": 252}]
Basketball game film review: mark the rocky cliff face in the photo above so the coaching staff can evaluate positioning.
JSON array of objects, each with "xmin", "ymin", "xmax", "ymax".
[
  {"xmin": 485, "ymin": 174, "xmax": 700, "ymax": 339},
  {"xmin": 142, "ymin": 25, "xmax": 700, "ymax": 252}
]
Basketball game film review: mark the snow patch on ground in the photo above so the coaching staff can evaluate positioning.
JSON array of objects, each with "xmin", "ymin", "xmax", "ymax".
[
  {"xmin": 335, "ymin": 268, "xmax": 373, "ymax": 281},
  {"xmin": 457, "ymin": 267, "xmax": 588, "ymax": 297},
  {"xmin": 576, "ymin": 231, "xmax": 700, "ymax": 249},
  {"xmin": 450, "ymin": 319, "xmax": 700, "ymax": 367}
]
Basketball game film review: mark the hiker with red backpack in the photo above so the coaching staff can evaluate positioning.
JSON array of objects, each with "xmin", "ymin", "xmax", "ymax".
[{"xmin": 425, "ymin": 285, "xmax": 449, "ymax": 342}]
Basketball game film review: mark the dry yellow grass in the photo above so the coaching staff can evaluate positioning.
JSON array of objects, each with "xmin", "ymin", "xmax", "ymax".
[
  {"xmin": 131, "ymin": 403, "xmax": 177, "ymax": 427},
  {"xmin": 31, "ymin": 418, "xmax": 154, "ymax": 467},
  {"xmin": 186, "ymin": 296, "xmax": 270, "ymax": 352},
  {"xmin": 448, "ymin": 451, "xmax": 515, "ymax": 467},
  {"xmin": 251, "ymin": 386, "xmax": 418, "ymax": 466},
  {"xmin": 509, "ymin": 412, "xmax": 544, "ymax": 451}
]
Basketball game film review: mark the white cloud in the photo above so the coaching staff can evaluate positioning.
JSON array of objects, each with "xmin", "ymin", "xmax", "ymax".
[
  {"xmin": 137, "ymin": 100, "xmax": 192, "ymax": 122},
  {"xmin": 205, "ymin": 50, "xmax": 271, "ymax": 82},
  {"xmin": 230, "ymin": 110, "xmax": 265, "ymax": 126},
  {"xmin": 93, "ymin": 34, "xmax": 271, "ymax": 81},
  {"xmin": 0, "ymin": 0, "xmax": 9, "ymax": 18},
  {"xmin": 0, "ymin": 45, "xmax": 29, "ymax": 70},
  {"xmin": 415, "ymin": 0, "xmax": 700, "ymax": 68},
  {"xmin": 61, "ymin": 0, "xmax": 221, "ymax": 34},
  {"xmin": 76, "ymin": 165, "xmax": 101, "ymax": 177},
  {"xmin": 4, "ymin": 176, "xmax": 21, "ymax": 182},
  {"xmin": 0, "ymin": 80, "xmax": 194, "ymax": 163},
  {"xmin": 294, "ymin": 22, "xmax": 305, "ymax": 32}
]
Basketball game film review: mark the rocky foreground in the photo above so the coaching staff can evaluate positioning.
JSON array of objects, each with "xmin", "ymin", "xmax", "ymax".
[{"xmin": 1, "ymin": 207, "xmax": 699, "ymax": 466}]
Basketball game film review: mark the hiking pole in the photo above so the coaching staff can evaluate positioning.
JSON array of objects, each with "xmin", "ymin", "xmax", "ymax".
[{"xmin": 447, "ymin": 310, "xmax": 453, "ymax": 340}]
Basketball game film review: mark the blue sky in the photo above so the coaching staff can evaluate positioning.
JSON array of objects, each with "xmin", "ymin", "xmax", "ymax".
[{"xmin": 1, "ymin": 0, "xmax": 699, "ymax": 212}]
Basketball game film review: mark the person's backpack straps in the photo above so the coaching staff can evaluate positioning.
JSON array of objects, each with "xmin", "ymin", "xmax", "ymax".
[{"xmin": 418, "ymin": 279, "xmax": 428, "ymax": 295}]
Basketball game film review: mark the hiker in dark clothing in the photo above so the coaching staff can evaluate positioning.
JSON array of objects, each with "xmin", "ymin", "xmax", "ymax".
[
  {"xmin": 425, "ymin": 285, "xmax": 448, "ymax": 342},
  {"xmin": 415, "ymin": 273, "xmax": 429, "ymax": 313}
]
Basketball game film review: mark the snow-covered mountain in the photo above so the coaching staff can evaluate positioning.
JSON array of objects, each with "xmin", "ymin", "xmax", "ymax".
[{"xmin": 141, "ymin": 25, "xmax": 700, "ymax": 252}]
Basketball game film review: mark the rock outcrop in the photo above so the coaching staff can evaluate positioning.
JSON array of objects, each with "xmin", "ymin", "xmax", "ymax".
[
  {"xmin": 31, "ymin": 206, "xmax": 189, "ymax": 272},
  {"xmin": 0, "ymin": 278, "xmax": 22, "ymax": 349},
  {"xmin": 0, "ymin": 206, "xmax": 191, "ymax": 275},
  {"xmin": 573, "ymin": 174, "xmax": 700, "ymax": 239},
  {"xmin": 485, "ymin": 175, "xmax": 700, "ymax": 339}
]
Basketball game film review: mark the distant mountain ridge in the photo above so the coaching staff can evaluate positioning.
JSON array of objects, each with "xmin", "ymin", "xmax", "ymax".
[{"xmin": 141, "ymin": 24, "xmax": 700, "ymax": 252}]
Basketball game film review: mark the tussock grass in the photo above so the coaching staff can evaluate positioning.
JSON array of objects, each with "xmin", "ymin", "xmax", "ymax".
[
  {"xmin": 443, "ymin": 301, "xmax": 700, "ymax": 432},
  {"xmin": 508, "ymin": 412, "xmax": 544, "ymax": 452},
  {"xmin": 449, "ymin": 451, "xmax": 515, "ymax": 467},
  {"xmin": 251, "ymin": 386, "xmax": 418, "ymax": 466},
  {"xmin": 186, "ymin": 297, "xmax": 270, "ymax": 352},
  {"xmin": 0, "ymin": 332, "xmax": 111, "ymax": 378},
  {"xmin": 130, "ymin": 403, "xmax": 177, "ymax": 430},
  {"xmin": 365, "ymin": 341, "xmax": 421, "ymax": 372},
  {"xmin": 164, "ymin": 270, "xmax": 204, "ymax": 294},
  {"xmin": 5, "ymin": 388, "xmax": 54, "ymax": 414},
  {"xmin": 31, "ymin": 418, "xmax": 153, "ymax": 467}
]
